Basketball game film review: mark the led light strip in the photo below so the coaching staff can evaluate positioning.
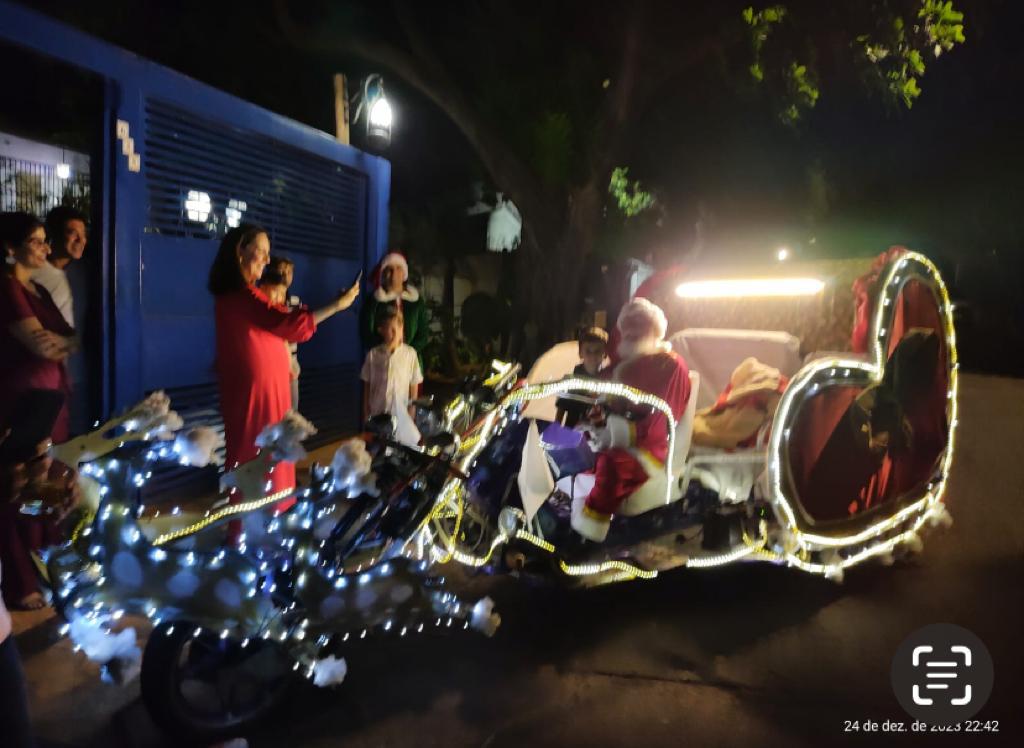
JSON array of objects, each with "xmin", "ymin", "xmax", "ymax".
[
  {"xmin": 419, "ymin": 405, "xmax": 505, "ymax": 559},
  {"xmin": 151, "ymin": 488, "xmax": 294, "ymax": 546},
  {"xmin": 686, "ymin": 544, "xmax": 757, "ymax": 568},
  {"xmin": 676, "ymin": 277, "xmax": 825, "ymax": 298},
  {"xmin": 506, "ymin": 378, "xmax": 677, "ymax": 507},
  {"xmin": 515, "ymin": 529, "xmax": 556, "ymax": 553},
  {"xmin": 558, "ymin": 558, "xmax": 658, "ymax": 580},
  {"xmin": 421, "ymin": 378, "xmax": 677, "ymax": 576},
  {"xmin": 764, "ymin": 252, "xmax": 958, "ymax": 569},
  {"xmin": 687, "ymin": 522, "xmax": 770, "ymax": 568}
]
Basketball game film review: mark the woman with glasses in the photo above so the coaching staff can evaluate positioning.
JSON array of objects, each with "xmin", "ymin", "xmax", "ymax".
[{"xmin": 0, "ymin": 211, "xmax": 76, "ymax": 610}]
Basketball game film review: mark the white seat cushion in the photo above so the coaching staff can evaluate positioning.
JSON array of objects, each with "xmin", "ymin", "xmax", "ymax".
[
  {"xmin": 522, "ymin": 341, "xmax": 612, "ymax": 422},
  {"xmin": 669, "ymin": 328, "xmax": 802, "ymax": 410}
]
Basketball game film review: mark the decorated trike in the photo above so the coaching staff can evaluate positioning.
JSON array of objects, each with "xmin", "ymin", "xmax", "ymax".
[{"xmin": 41, "ymin": 250, "xmax": 957, "ymax": 743}]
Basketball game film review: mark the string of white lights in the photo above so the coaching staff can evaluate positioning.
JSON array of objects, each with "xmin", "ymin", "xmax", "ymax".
[{"xmin": 763, "ymin": 252, "xmax": 958, "ymax": 573}]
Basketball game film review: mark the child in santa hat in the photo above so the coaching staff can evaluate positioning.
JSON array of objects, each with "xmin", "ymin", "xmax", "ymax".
[{"xmin": 360, "ymin": 252, "xmax": 429, "ymax": 371}]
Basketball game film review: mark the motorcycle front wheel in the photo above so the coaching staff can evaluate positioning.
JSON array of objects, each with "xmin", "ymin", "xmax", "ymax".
[{"xmin": 140, "ymin": 621, "xmax": 295, "ymax": 744}]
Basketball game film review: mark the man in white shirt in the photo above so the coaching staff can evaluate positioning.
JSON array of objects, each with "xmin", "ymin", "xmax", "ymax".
[
  {"xmin": 33, "ymin": 206, "xmax": 87, "ymax": 327},
  {"xmin": 34, "ymin": 206, "xmax": 90, "ymax": 435}
]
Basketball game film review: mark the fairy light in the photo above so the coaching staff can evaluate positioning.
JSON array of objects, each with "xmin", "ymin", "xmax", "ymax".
[
  {"xmin": 761, "ymin": 252, "xmax": 958, "ymax": 574},
  {"xmin": 151, "ymin": 487, "xmax": 293, "ymax": 546},
  {"xmin": 687, "ymin": 522, "xmax": 770, "ymax": 568},
  {"xmin": 53, "ymin": 261, "xmax": 957, "ymax": 688},
  {"xmin": 417, "ymin": 378, "xmax": 676, "ymax": 576},
  {"xmin": 676, "ymin": 277, "xmax": 825, "ymax": 299},
  {"xmin": 558, "ymin": 559, "xmax": 657, "ymax": 580},
  {"xmin": 425, "ymin": 254, "xmax": 953, "ymax": 583}
]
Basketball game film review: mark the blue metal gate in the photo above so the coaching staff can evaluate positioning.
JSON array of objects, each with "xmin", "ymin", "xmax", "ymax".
[{"xmin": 0, "ymin": 2, "xmax": 390, "ymax": 496}]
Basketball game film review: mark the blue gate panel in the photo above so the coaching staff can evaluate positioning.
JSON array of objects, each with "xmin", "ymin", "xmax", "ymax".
[
  {"xmin": 0, "ymin": 0, "xmax": 391, "ymax": 501},
  {"xmin": 144, "ymin": 99, "xmax": 367, "ymax": 259}
]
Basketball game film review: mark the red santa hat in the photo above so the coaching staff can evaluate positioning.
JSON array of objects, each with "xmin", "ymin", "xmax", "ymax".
[
  {"xmin": 617, "ymin": 297, "xmax": 667, "ymax": 341},
  {"xmin": 370, "ymin": 251, "xmax": 409, "ymax": 289}
]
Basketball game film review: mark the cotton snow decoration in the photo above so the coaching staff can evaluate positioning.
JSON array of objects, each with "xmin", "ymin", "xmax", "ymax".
[
  {"xmin": 173, "ymin": 426, "xmax": 221, "ymax": 467},
  {"xmin": 123, "ymin": 390, "xmax": 183, "ymax": 439},
  {"xmin": 470, "ymin": 596, "xmax": 501, "ymax": 637},
  {"xmin": 68, "ymin": 616, "xmax": 142, "ymax": 685},
  {"xmin": 330, "ymin": 438, "xmax": 379, "ymax": 497},
  {"xmin": 52, "ymin": 390, "xmax": 184, "ymax": 466},
  {"xmin": 312, "ymin": 655, "xmax": 348, "ymax": 687},
  {"xmin": 255, "ymin": 411, "xmax": 317, "ymax": 462}
]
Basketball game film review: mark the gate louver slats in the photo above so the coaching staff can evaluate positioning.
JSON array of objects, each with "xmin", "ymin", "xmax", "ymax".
[
  {"xmin": 144, "ymin": 99, "xmax": 367, "ymax": 259},
  {"xmin": 140, "ymin": 382, "xmax": 223, "ymax": 501},
  {"xmin": 140, "ymin": 99, "xmax": 369, "ymax": 500}
]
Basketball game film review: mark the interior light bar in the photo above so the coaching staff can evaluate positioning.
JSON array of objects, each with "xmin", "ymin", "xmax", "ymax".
[{"xmin": 675, "ymin": 277, "xmax": 825, "ymax": 299}]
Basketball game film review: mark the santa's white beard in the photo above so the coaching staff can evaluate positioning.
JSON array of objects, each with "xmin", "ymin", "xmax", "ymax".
[{"xmin": 617, "ymin": 335, "xmax": 663, "ymax": 361}]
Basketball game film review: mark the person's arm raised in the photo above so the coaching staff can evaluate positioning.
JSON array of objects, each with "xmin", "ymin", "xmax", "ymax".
[{"xmin": 313, "ymin": 273, "xmax": 361, "ymax": 326}]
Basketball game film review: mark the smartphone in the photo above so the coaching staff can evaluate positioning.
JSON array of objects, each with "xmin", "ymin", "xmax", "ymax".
[{"xmin": 0, "ymin": 388, "xmax": 65, "ymax": 464}]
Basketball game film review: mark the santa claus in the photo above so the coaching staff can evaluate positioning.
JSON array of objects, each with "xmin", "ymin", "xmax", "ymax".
[{"xmin": 571, "ymin": 298, "xmax": 692, "ymax": 542}]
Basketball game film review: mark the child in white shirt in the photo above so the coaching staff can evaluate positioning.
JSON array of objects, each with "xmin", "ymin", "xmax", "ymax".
[{"xmin": 361, "ymin": 305, "xmax": 423, "ymax": 445}]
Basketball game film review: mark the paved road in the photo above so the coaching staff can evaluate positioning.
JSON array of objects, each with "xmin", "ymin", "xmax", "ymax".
[{"xmin": 16, "ymin": 373, "xmax": 1024, "ymax": 747}]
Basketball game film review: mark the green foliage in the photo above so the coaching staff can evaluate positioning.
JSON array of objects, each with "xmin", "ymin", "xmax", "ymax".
[
  {"xmin": 460, "ymin": 292, "xmax": 510, "ymax": 351},
  {"xmin": 422, "ymin": 295, "xmax": 504, "ymax": 379},
  {"xmin": 608, "ymin": 167, "xmax": 655, "ymax": 218},
  {"xmin": 421, "ymin": 298, "xmax": 449, "ymax": 377},
  {"xmin": 856, "ymin": 0, "xmax": 966, "ymax": 108},
  {"xmin": 780, "ymin": 62, "xmax": 819, "ymax": 124},
  {"xmin": 744, "ymin": 5, "xmax": 787, "ymax": 83},
  {"xmin": 745, "ymin": 0, "xmax": 965, "ymax": 118},
  {"xmin": 920, "ymin": 0, "xmax": 967, "ymax": 54},
  {"xmin": 744, "ymin": 5, "xmax": 819, "ymax": 124}
]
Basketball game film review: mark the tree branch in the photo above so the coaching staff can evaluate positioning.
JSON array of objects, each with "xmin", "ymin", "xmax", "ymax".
[{"xmin": 273, "ymin": 0, "xmax": 557, "ymax": 250}]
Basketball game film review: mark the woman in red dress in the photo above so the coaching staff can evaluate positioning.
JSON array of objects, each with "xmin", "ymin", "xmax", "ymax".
[
  {"xmin": 208, "ymin": 224, "xmax": 359, "ymax": 537},
  {"xmin": 0, "ymin": 212, "xmax": 77, "ymax": 609}
]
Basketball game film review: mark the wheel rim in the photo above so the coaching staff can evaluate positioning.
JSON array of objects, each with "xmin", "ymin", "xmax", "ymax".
[{"xmin": 169, "ymin": 632, "xmax": 292, "ymax": 730}]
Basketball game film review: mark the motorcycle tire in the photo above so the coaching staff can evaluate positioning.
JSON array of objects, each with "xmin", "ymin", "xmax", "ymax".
[{"xmin": 140, "ymin": 621, "xmax": 295, "ymax": 744}]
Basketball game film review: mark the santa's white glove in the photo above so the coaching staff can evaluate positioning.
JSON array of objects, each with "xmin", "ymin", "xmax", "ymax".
[{"xmin": 586, "ymin": 425, "xmax": 613, "ymax": 453}]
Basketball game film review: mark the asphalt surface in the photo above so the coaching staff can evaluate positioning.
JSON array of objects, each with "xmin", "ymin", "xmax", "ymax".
[{"xmin": 15, "ymin": 372, "xmax": 1024, "ymax": 748}]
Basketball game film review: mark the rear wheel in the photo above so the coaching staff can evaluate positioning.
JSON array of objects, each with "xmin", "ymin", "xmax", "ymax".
[{"xmin": 140, "ymin": 622, "xmax": 295, "ymax": 744}]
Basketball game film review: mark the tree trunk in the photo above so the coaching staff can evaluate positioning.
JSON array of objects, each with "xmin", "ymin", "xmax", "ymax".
[
  {"xmin": 441, "ymin": 253, "xmax": 457, "ymax": 375},
  {"xmin": 514, "ymin": 180, "xmax": 604, "ymax": 360}
]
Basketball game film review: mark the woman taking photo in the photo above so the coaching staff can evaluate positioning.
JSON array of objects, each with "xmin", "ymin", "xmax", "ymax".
[
  {"xmin": 0, "ymin": 211, "xmax": 76, "ymax": 609},
  {"xmin": 208, "ymin": 224, "xmax": 358, "ymax": 536}
]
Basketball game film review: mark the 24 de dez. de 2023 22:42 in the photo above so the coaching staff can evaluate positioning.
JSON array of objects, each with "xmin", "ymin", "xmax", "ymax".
[{"xmin": 844, "ymin": 719, "xmax": 999, "ymax": 733}]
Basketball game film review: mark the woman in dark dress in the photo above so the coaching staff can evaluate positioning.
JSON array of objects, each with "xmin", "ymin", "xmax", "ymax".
[{"xmin": 0, "ymin": 212, "xmax": 76, "ymax": 609}]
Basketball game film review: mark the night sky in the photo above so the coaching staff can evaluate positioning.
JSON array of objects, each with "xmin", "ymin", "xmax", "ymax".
[
  {"xmin": 13, "ymin": 0, "xmax": 1024, "ymax": 372},
  {"xmin": 17, "ymin": 0, "xmax": 1024, "ymax": 251}
]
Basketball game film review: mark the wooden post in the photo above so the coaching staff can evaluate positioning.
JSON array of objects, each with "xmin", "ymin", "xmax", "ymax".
[{"xmin": 334, "ymin": 73, "xmax": 350, "ymax": 145}]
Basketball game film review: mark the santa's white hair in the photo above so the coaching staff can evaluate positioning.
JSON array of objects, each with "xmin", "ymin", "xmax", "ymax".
[
  {"xmin": 616, "ymin": 297, "xmax": 669, "ymax": 361},
  {"xmin": 617, "ymin": 297, "xmax": 668, "ymax": 341}
]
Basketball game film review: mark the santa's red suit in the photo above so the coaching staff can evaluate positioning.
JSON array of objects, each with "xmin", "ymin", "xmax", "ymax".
[{"xmin": 571, "ymin": 299, "xmax": 691, "ymax": 542}]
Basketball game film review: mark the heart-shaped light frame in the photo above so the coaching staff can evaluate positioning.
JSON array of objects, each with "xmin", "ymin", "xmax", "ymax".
[{"xmin": 765, "ymin": 252, "xmax": 957, "ymax": 576}]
